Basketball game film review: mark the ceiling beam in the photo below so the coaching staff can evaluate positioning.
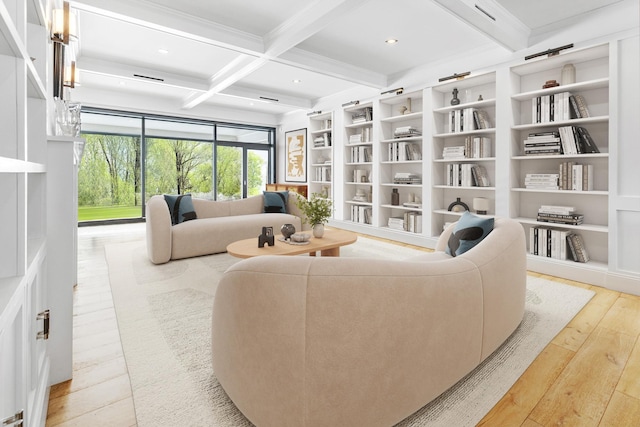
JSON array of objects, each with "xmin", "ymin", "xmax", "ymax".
[
  {"xmin": 432, "ymin": 0, "xmax": 531, "ymax": 51},
  {"xmin": 78, "ymin": 56, "xmax": 210, "ymax": 91},
  {"xmin": 220, "ymin": 85, "xmax": 313, "ymax": 109},
  {"xmin": 184, "ymin": 0, "xmax": 373, "ymax": 109}
]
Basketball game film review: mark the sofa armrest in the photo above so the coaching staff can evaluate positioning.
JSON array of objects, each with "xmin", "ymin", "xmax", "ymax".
[{"xmin": 145, "ymin": 195, "xmax": 172, "ymax": 264}]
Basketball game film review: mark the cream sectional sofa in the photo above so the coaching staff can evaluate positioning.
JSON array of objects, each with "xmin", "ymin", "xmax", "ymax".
[
  {"xmin": 211, "ymin": 217, "xmax": 526, "ymax": 427},
  {"xmin": 145, "ymin": 192, "xmax": 307, "ymax": 264}
]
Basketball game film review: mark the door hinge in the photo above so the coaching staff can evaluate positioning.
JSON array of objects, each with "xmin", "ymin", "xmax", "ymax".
[
  {"xmin": 37, "ymin": 309, "xmax": 50, "ymax": 340},
  {"xmin": 2, "ymin": 410, "xmax": 23, "ymax": 426}
]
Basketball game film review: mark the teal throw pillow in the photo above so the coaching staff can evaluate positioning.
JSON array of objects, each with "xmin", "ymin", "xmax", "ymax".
[
  {"xmin": 446, "ymin": 211, "xmax": 494, "ymax": 257},
  {"xmin": 264, "ymin": 191, "xmax": 289, "ymax": 214},
  {"xmin": 164, "ymin": 194, "xmax": 197, "ymax": 225}
]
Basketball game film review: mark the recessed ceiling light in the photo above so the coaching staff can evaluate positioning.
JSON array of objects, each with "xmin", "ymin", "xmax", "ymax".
[
  {"xmin": 119, "ymin": 81, "xmax": 126, "ymax": 86},
  {"xmin": 293, "ymin": 79, "xmax": 302, "ymax": 84},
  {"xmin": 385, "ymin": 38, "xmax": 398, "ymax": 44},
  {"xmin": 158, "ymin": 49, "xmax": 169, "ymax": 54}
]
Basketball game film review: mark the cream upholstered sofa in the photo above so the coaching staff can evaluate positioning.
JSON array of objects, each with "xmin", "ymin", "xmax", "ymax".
[
  {"xmin": 211, "ymin": 217, "xmax": 526, "ymax": 427},
  {"xmin": 145, "ymin": 192, "xmax": 307, "ymax": 264}
]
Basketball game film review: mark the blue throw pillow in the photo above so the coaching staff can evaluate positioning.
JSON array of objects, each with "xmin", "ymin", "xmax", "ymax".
[
  {"xmin": 164, "ymin": 194, "xmax": 197, "ymax": 225},
  {"xmin": 264, "ymin": 191, "xmax": 289, "ymax": 214},
  {"xmin": 446, "ymin": 211, "xmax": 494, "ymax": 257}
]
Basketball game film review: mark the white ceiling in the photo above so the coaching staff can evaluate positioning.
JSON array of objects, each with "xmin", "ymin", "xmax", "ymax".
[{"xmin": 69, "ymin": 0, "xmax": 626, "ymax": 119}]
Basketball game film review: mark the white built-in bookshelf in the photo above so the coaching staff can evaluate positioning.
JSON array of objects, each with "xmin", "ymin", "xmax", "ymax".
[
  {"xmin": 308, "ymin": 112, "xmax": 333, "ymax": 203},
  {"xmin": 343, "ymin": 102, "xmax": 374, "ymax": 226},
  {"xmin": 318, "ymin": 41, "xmax": 638, "ymax": 290},
  {"xmin": 0, "ymin": 0, "xmax": 51, "ymax": 424}
]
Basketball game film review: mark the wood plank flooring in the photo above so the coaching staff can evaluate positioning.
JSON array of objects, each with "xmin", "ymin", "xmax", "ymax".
[{"xmin": 46, "ymin": 224, "xmax": 640, "ymax": 426}]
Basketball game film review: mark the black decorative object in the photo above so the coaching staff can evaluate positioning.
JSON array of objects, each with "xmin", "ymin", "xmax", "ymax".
[
  {"xmin": 281, "ymin": 223, "xmax": 296, "ymax": 240},
  {"xmin": 258, "ymin": 226, "xmax": 274, "ymax": 248},
  {"xmin": 447, "ymin": 197, "xmax": 469, "ymax": 212},
  {"xmin": 451, "ymin": 88, "xmax": 460, "ymax": 106}
]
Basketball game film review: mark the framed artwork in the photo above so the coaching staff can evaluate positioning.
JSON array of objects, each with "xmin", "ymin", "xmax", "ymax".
[{"xmin": 285, "ymin": 128, "xmax": 307, "ymax": 182}]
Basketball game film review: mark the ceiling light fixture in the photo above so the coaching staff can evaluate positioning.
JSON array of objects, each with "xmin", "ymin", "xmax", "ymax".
[
  {"xmin": 293, "ymin": 79, "xmax": 302, "ymax": 84},
  {"xmin": 306, "ymin": 110, "xmax": 322, "ymax": 117},
  {"xmin": 158, "ymin": 49, "xmax": 169, "ymax": 54},
  {"xmin": 385, "ymin": 38, "xmax": 398, "ymax": 44}
]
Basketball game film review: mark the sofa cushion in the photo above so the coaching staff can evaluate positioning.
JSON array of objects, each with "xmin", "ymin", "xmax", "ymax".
[
  {"xmin": 164, "ymin": 194, "xmax": 197, "ymax": 225},
  {"xmin": 446, "ymin": 211, "xmax": 494, "ymax": 257},
  {"xmin": 264, "ymin": 191, "xmax": 289, "ymax": 214}
]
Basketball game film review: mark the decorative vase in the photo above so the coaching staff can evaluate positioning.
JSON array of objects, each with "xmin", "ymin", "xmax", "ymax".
[
  {"xmin": 450, "ymin": 88, "xmax": 460, "ymax": 105},
  {"xmin": 391, "ymin": 188, "xmax": 400, "ymax": 205},
  {"xmin": 312, "ymin": 224, "xmax": 324, "ymax": 238},
  {"xmin": 561, "ymin": 64, "xmax": 576, "ymax": 85},
  {"xmin": 281, "ymin": 223, "xmax": 296, "ymax": 240}
]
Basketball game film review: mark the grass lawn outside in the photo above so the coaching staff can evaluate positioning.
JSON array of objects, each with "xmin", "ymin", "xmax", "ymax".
[{"xmin": 79, "ymin": 205, "xmax": 141, "ymax": 222}]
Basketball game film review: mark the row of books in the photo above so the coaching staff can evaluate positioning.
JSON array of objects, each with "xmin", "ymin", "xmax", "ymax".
[
  {"xmin": 529, "ymin": 227, "xmax": 589, "ymax": 262},
  {"xmin": 445, "ymin": 164, "xmax": 491, "ymax": 187},
  {"xmin": 313, "ymin": 166, "xmax": 331, "ymax": 182},
  {"xmin": 350, "ymin": 146, "xmax": 372, "ymax": 163},
  {"xmin": 448, "ymin": 108, "xmax": 491, "ymax": 133},
  {"xmin": 351, "ymin": 205, "xmax": 372, "ymax": 224},
  {"xmin": 523, "ymin": 127, "xmax": 599, "ymax": 156},
  {"xmin": 348, "ymin": 127, "xmax": 372, "ymax": 144},
  {"xmin": 559, "ymin": 162, "xmax": 593, "ymax": 191},
  {"xmin": 388, "ymin": 141, "xmax": 421, "ymax": 162},
  {"xmin": 442, "ymin": 137, "xmax": 492, "ymax": 159},
  {"xmin": 352, "ymin": 107, "xmax": 373, "ymax": 123},
  {"xmin": 388, "ymin": 212, "xmax": 423, "ymax": 233},
  {"xmin": 537, "ymin": 205, "xmax": 584, "ymax": 225},
  {"xmin": 531, "ymin": 92, "xmax": 589, "ymax": 124},
  {"xmin": 558, "ymin": 126, "xmax": 599, "ymax": 154},
  {"xmin": 352, "ymin": 169, "xmax": 370, "ymax": 183},
  {"xmin": 313, "ymin": 133, "xmax": 331, "ymax": 147}
]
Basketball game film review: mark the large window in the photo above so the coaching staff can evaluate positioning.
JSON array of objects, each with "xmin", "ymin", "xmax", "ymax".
[{"xmin": 78, "ymin": 109, "xmax": 275, "ymax": 222}]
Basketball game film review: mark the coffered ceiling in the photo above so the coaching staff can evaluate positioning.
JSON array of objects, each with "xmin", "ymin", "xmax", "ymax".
[{"xmin": 69, "ymin": 0, "xmax": 626, "ymax": 119}]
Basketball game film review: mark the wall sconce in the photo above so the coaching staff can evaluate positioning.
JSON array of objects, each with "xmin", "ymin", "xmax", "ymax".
[{"xmin": 51, "ymin": 1, "xmax": 79, "ymax": 99}]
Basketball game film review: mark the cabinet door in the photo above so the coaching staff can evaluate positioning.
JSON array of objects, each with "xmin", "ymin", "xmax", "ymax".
[{"xmin": 0, "ymin": 301, "xmax": 25, "ymax": 426}]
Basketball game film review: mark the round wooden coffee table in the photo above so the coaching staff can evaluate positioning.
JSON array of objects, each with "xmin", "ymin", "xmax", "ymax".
[{"xmin": 227, "ymin": 229, "xmax": 357, "ymax": 258}]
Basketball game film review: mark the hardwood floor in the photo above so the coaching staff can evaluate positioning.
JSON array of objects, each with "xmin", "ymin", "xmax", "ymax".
[{"xmin": 46, "ymin": 224, "xmax": 640, "ymax": 426}]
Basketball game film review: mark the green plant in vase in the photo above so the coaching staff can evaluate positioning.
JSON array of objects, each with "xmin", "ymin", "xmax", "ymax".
[{"xmin": 296, "ymin": 193, "xmax": 333, "ymax": 238}]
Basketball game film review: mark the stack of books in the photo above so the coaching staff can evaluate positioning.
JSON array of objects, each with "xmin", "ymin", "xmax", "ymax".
[
  {"xmin": 524, "ymin": 131, "xmax": 561, "ymax": 156},
  {"xmin": 388, "ymin": 217, "xmax": 405, "ymax": 231},
  {"xmin": 394, "ymin": 126, "xmax": 421, "ymax": 138},
  {"xmin": 351, "ymin": 107, "xmax": 373, "ymax": 123},
  {"xmin": 393, "ymin": 172, "xmax": 421, "ymax": 185},
  {"xmin": 537, "ymin": 205, "xmax": 584, "ymax": 225},
  {"xmin": 442, "ymin": 146, "xmax": 465, "ymax": 160},
  {"xmin": 524, "ymin": 173, "xmax": 559, "ymax": 190}
]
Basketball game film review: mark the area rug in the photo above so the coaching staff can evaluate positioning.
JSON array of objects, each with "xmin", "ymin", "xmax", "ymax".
[{"xmin": 105, "ymin": 237, "xmax": 594, "ymax": 427}]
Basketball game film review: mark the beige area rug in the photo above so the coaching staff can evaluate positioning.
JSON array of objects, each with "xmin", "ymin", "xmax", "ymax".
[{"xmin": 105, "ymin": 237, "xmax": 595, "ymax": 427}]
